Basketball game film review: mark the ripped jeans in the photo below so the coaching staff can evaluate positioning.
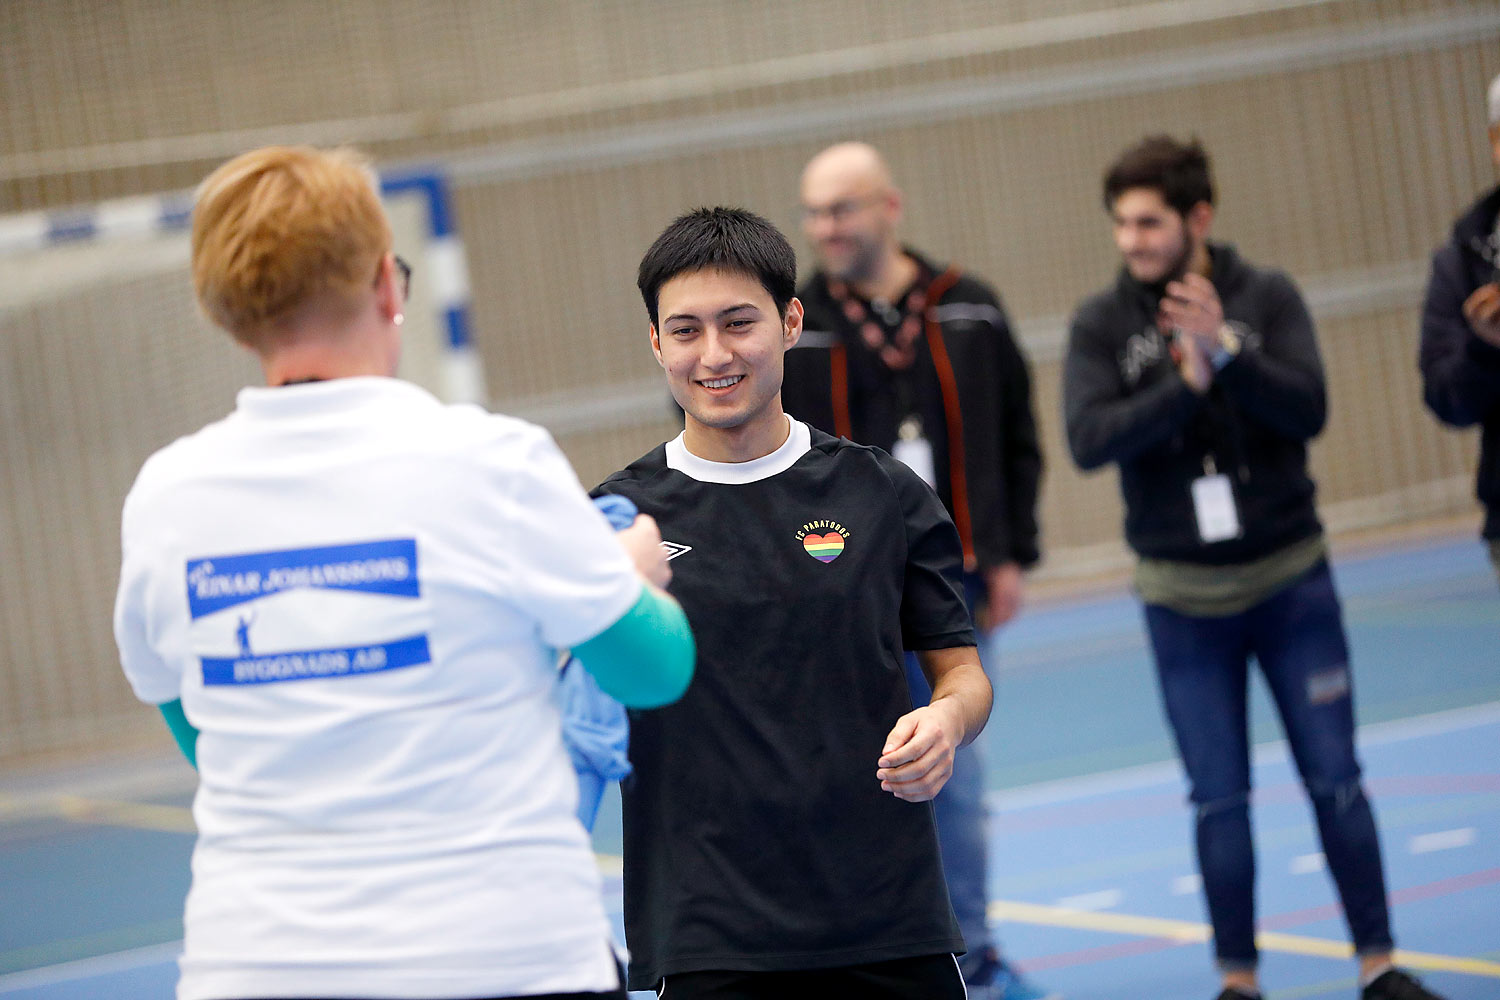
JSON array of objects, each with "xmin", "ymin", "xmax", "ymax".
[{"xmin": 1144, "ymin": 561, "xmax": 1394, "ymax": 971}]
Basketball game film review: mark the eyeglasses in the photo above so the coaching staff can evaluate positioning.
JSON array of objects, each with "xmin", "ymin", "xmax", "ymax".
[
  {"xmin": 800, "ymin": 194, "xmax": 883, "ymax": 224},
  {"xmin": 393, "ymin": 254, "xmax": 413, "ymax": 299}
]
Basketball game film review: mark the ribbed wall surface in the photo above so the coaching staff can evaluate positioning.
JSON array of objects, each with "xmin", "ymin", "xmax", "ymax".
[{"xmin": 1, "ymin": 0, "xmax": 1494, "ymax": 761}]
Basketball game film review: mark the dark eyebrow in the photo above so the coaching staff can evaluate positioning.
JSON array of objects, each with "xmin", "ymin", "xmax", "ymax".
[{"xmin": 662, "ymin": 303, "xmax": 761, "ymax": 326}]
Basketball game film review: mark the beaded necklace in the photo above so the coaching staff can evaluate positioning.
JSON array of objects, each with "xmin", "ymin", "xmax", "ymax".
[{"xmin": 825, "ymin": 263, "xmax": 932, "ymax": 371}]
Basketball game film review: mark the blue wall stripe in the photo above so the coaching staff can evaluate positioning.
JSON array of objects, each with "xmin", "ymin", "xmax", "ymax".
[
  {"xmin": 379, "ymin": 168, "xmax": 454, "ymax": 238},
  {"xmin": 443, "ymin": 306, "xmax": 470, "ymax": 350},
  {"xmin": 46, "ymin": 214, "xmax": 97, "ymax": 243},
  {"xmin": 157, "ymin": 196, "xmax": 193, "ymax": 231},
  {"xmin": 23, "ymin": 168, "xmax": 455, "ymax": 250}
]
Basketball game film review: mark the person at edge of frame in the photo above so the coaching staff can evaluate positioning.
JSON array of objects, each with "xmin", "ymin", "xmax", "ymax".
[
  {"xmin": 112, "ymin": 144, "xmax": 694, "ymax": 1000},
  {"xmin": 1061, "ymin": 133, "xmax": 1447, "ymax": 1000},
  {"xmin": 781, "ymin": 141, "xmax": 1050, "ymax": 1000},
  {"xmin": 593, "ymin": 205, "xmax": 993, "ymax": 1000},
  {"xmin": 1420, "ymin": 70, "xmax": 1500, "ymax": 585}
]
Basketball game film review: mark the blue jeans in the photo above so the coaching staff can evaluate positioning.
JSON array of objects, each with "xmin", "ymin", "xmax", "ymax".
[
  {"xmin": 1143, "ymin": 561, "xmax": 1394, "ymax": 971},
  {"xmin": 905, "ymin": 572, "xmax": 992, "ymax": 957}
]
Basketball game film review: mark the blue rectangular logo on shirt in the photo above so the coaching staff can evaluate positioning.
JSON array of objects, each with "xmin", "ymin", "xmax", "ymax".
[
  {"xmin": 186, "ymin": 539, "xmax": 432, "ymax": 686},
  {"xmin": 201, "ymin": 634, "xmax": 431, "ymax": 686},
  {"xmin": 185, "ymin": 539, "xmax": 419, "ymax": 620}
]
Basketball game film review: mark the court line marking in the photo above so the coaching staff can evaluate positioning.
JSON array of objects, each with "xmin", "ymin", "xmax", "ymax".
[
  {"xmin": 0, "ymin": 941, "xmax": 180, "ymax": 993},
  {"xmin": 0, "ymin": 918, "xmax": 185, "ymax": 980},
  {"xmin": 1289, "ymin": 852, "xmax": 1326, "ymax": 875},
  {"xmin": 0, "ymin": 792, "xmax": 196, "ymax": 834},
  {"xmin": 33, "ymin": 902, "xmax": 1500, "ymax": 994},
  {"xmin": 7, "ymin": 707, "xmax": 1494, "ymax": 837},
  {"xmin": 53, "ymin": 794, "xmax": 196, "ymax": 833},
  {"xmin": 1410, "ymin": 828, "xmax": 1477, "ymax": 854},
  {"xmin": 1255, "ymin": 868, "xmax": 1500, "ymax": 936},
  {"xmin": 1054, "ymin": 888, "xmax": 1123, "ymax": 911},
  {"xmin": 5, "ymin": 704, "xmax": 1495, "ymax": 984},
  {"xmin": 1170, "ymin": 874, "xmax": 1201, "ymax": 895},
  {"xmin": 987, "ymin": 700, "xmax": 1500, "ymax": 812},
  {"xmin": 1, "ymin": 703, "xmax": 1492, "ymax": 857},
  {"xmin": 987, "ymin": 899, "xmax": 1500, "ymax": 978},
  {"xmin": 0, "ymin": 791, "xmax": 195, "ymax": 834},
  {"xmin": 1262, "ymin": 973, "xmax": 1364, "ymax": 1000}
]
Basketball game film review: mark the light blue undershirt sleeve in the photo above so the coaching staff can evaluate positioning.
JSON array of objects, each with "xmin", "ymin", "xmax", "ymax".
[
  {"xmin": 572, "ymin": 585, "xmax": 694, "ymax": 709},
  {"xmin": 157, "ymin": 699, "xmax": 199, "ymax": 769}
]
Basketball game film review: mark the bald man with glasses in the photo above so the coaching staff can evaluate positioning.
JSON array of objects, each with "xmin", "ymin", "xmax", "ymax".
[{"xmin": 782, "ymin": 142, "xmax": 1049, "ymax": 1000}]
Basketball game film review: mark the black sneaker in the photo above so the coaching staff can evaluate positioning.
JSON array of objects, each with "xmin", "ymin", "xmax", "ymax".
[{"xmin": 1362, "ymin": 969, "xmax": 1446, "ymax": 1000}]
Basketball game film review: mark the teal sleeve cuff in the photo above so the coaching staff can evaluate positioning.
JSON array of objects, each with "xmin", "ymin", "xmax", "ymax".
[
  {"xmin": 573, "ymin": 586, "xmax": 695, "ymax": 709},
  {"xmin": 157, "ymin": 699, "xmax": 199, "ymax": 769}
]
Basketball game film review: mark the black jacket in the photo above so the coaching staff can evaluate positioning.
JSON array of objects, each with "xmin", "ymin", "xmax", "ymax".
[
  {"xmin": 784, "ymin": 251, "xmax": 1042, "ymax": 571},
  {"xmin": 1419, "ymin": 184, "xmax": 1500, "ymax": 539},
  {"xmin": 1063, "ymin": 243, "xmax": 1326, "ymax": 564}
]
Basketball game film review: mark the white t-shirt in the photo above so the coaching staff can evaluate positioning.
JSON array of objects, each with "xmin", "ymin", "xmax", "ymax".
[{"xmin": 113, "ymin": 377, "xmax": 642, "ymax": 1000}]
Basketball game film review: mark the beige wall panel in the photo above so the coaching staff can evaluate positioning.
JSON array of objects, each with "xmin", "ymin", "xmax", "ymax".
[
  {"xmin": 556, "ymin": 417, "xmax": 686, "ymax": 493},
  {"xmin": 1312, "ymin": 307, "xmax": 1479, "ymax": 505},
  {"xmin": 0, "ymin": 268, "xmax": 256, "ymax": 759},
  {"xmin": 1028, "ymin": 356, "xmax": 1126, "ymax": 556},
  {"xmin": 2, "ymin": 0, "xmax": 1497, "ymax": 763}
]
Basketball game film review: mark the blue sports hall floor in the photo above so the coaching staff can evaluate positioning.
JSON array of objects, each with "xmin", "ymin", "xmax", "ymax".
[{"xmin": 2, "ymin": 531, "xmax": 1497, "ymax": 999}]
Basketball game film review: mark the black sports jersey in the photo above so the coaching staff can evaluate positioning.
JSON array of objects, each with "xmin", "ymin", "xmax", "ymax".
[{"xmin": 593, "ymin": 422, "xmax": 972, "ymax": 990}]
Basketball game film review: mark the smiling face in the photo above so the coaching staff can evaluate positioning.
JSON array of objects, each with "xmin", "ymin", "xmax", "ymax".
[
  {"xmin": 1110, "ymin": 187, "xmax": 1212, "ymax": 286},
  {"xmin": 650, "ymin": 267, "xmax": 803, "ymax": 462},
  {"xmin": 1111, "ymin": 187, "xmax": 1192, "ymax": 286}
]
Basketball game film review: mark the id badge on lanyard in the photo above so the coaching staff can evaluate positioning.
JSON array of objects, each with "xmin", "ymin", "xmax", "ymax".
[
  {"xmin": 1191, "ymin": 455, "xmax": 1241, "ymax": 543},
  {"xmin": 893, "ymin": 415, "xmax": 937, "ymax": 489}
]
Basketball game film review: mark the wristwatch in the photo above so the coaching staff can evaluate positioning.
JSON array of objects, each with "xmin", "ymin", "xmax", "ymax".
[{"xmin": 1210, "ymin": 323, "xmax": 1243, "ymax": 371}]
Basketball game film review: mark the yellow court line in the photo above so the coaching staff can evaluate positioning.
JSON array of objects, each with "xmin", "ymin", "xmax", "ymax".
[
  {"xmin": 45, "ymin": 795, "xmax": 197, "ymax": 834},
  {"xmin": 10, "ymin": 796, "xmax": 625, "ymax": 870},
  {"xmin": 991, "ymin": 899, "xmax": 1209, "ymax": 943},
  {"xmin": 12, "ymin": 799, "xmax": 1497, "ymax": 979},
  {"xmin": 54, "ymin": 795, "xmax": 197, "ymax": 834},
  {"xmin": 989, "ymin": 900, "xmax": 1500, "ymax": 978},
  {"xmin": 0, "ymin": 791, "xmax": 196, "ymax": 834},
  {"xmin": 7, "ymin": 794, "xmax": 630, "ymax": 872},
  {"xmin": 18, "ymin": 798, "xmax": 625, "ymax": 865}
]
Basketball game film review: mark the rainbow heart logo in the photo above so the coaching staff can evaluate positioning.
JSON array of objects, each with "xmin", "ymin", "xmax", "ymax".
[{"xmin": 803, "ymin": 532, "xmax": 844, "ymax": 563}]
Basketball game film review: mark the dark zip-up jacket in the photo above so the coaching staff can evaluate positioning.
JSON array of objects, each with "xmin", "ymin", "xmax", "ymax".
[
  {"xmin": 1419, "ymin": 184, "xmax": 1500, "ymax": 540},
  {"xmin": 783, "ymin": 250, "xmax": 1042, "ymax": 571},
  {"xmin": 1063, "ymin": 243, "xmax": 1325, "ymax": 564}
]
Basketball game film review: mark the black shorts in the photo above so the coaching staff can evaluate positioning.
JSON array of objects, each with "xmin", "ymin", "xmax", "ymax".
[{"xmin": 655, "ymin": 953, "xmax": 966, "ymax": 999}]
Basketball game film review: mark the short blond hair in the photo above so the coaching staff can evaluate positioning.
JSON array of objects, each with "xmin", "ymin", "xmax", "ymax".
[{"xmin": 191, "ymin": 146, "xmax": 391, "ymax": 342}]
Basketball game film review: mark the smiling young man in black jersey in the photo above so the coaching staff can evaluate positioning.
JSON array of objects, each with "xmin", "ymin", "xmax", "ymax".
[{"xmin": 594, "ymin": 207, "xmax": 991, "ymax": 999}]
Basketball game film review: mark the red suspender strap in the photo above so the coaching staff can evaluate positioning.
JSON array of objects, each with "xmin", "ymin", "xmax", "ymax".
[{"xmin": 921, "ymin": 267, "xmax": 975, "ymax": 571}]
